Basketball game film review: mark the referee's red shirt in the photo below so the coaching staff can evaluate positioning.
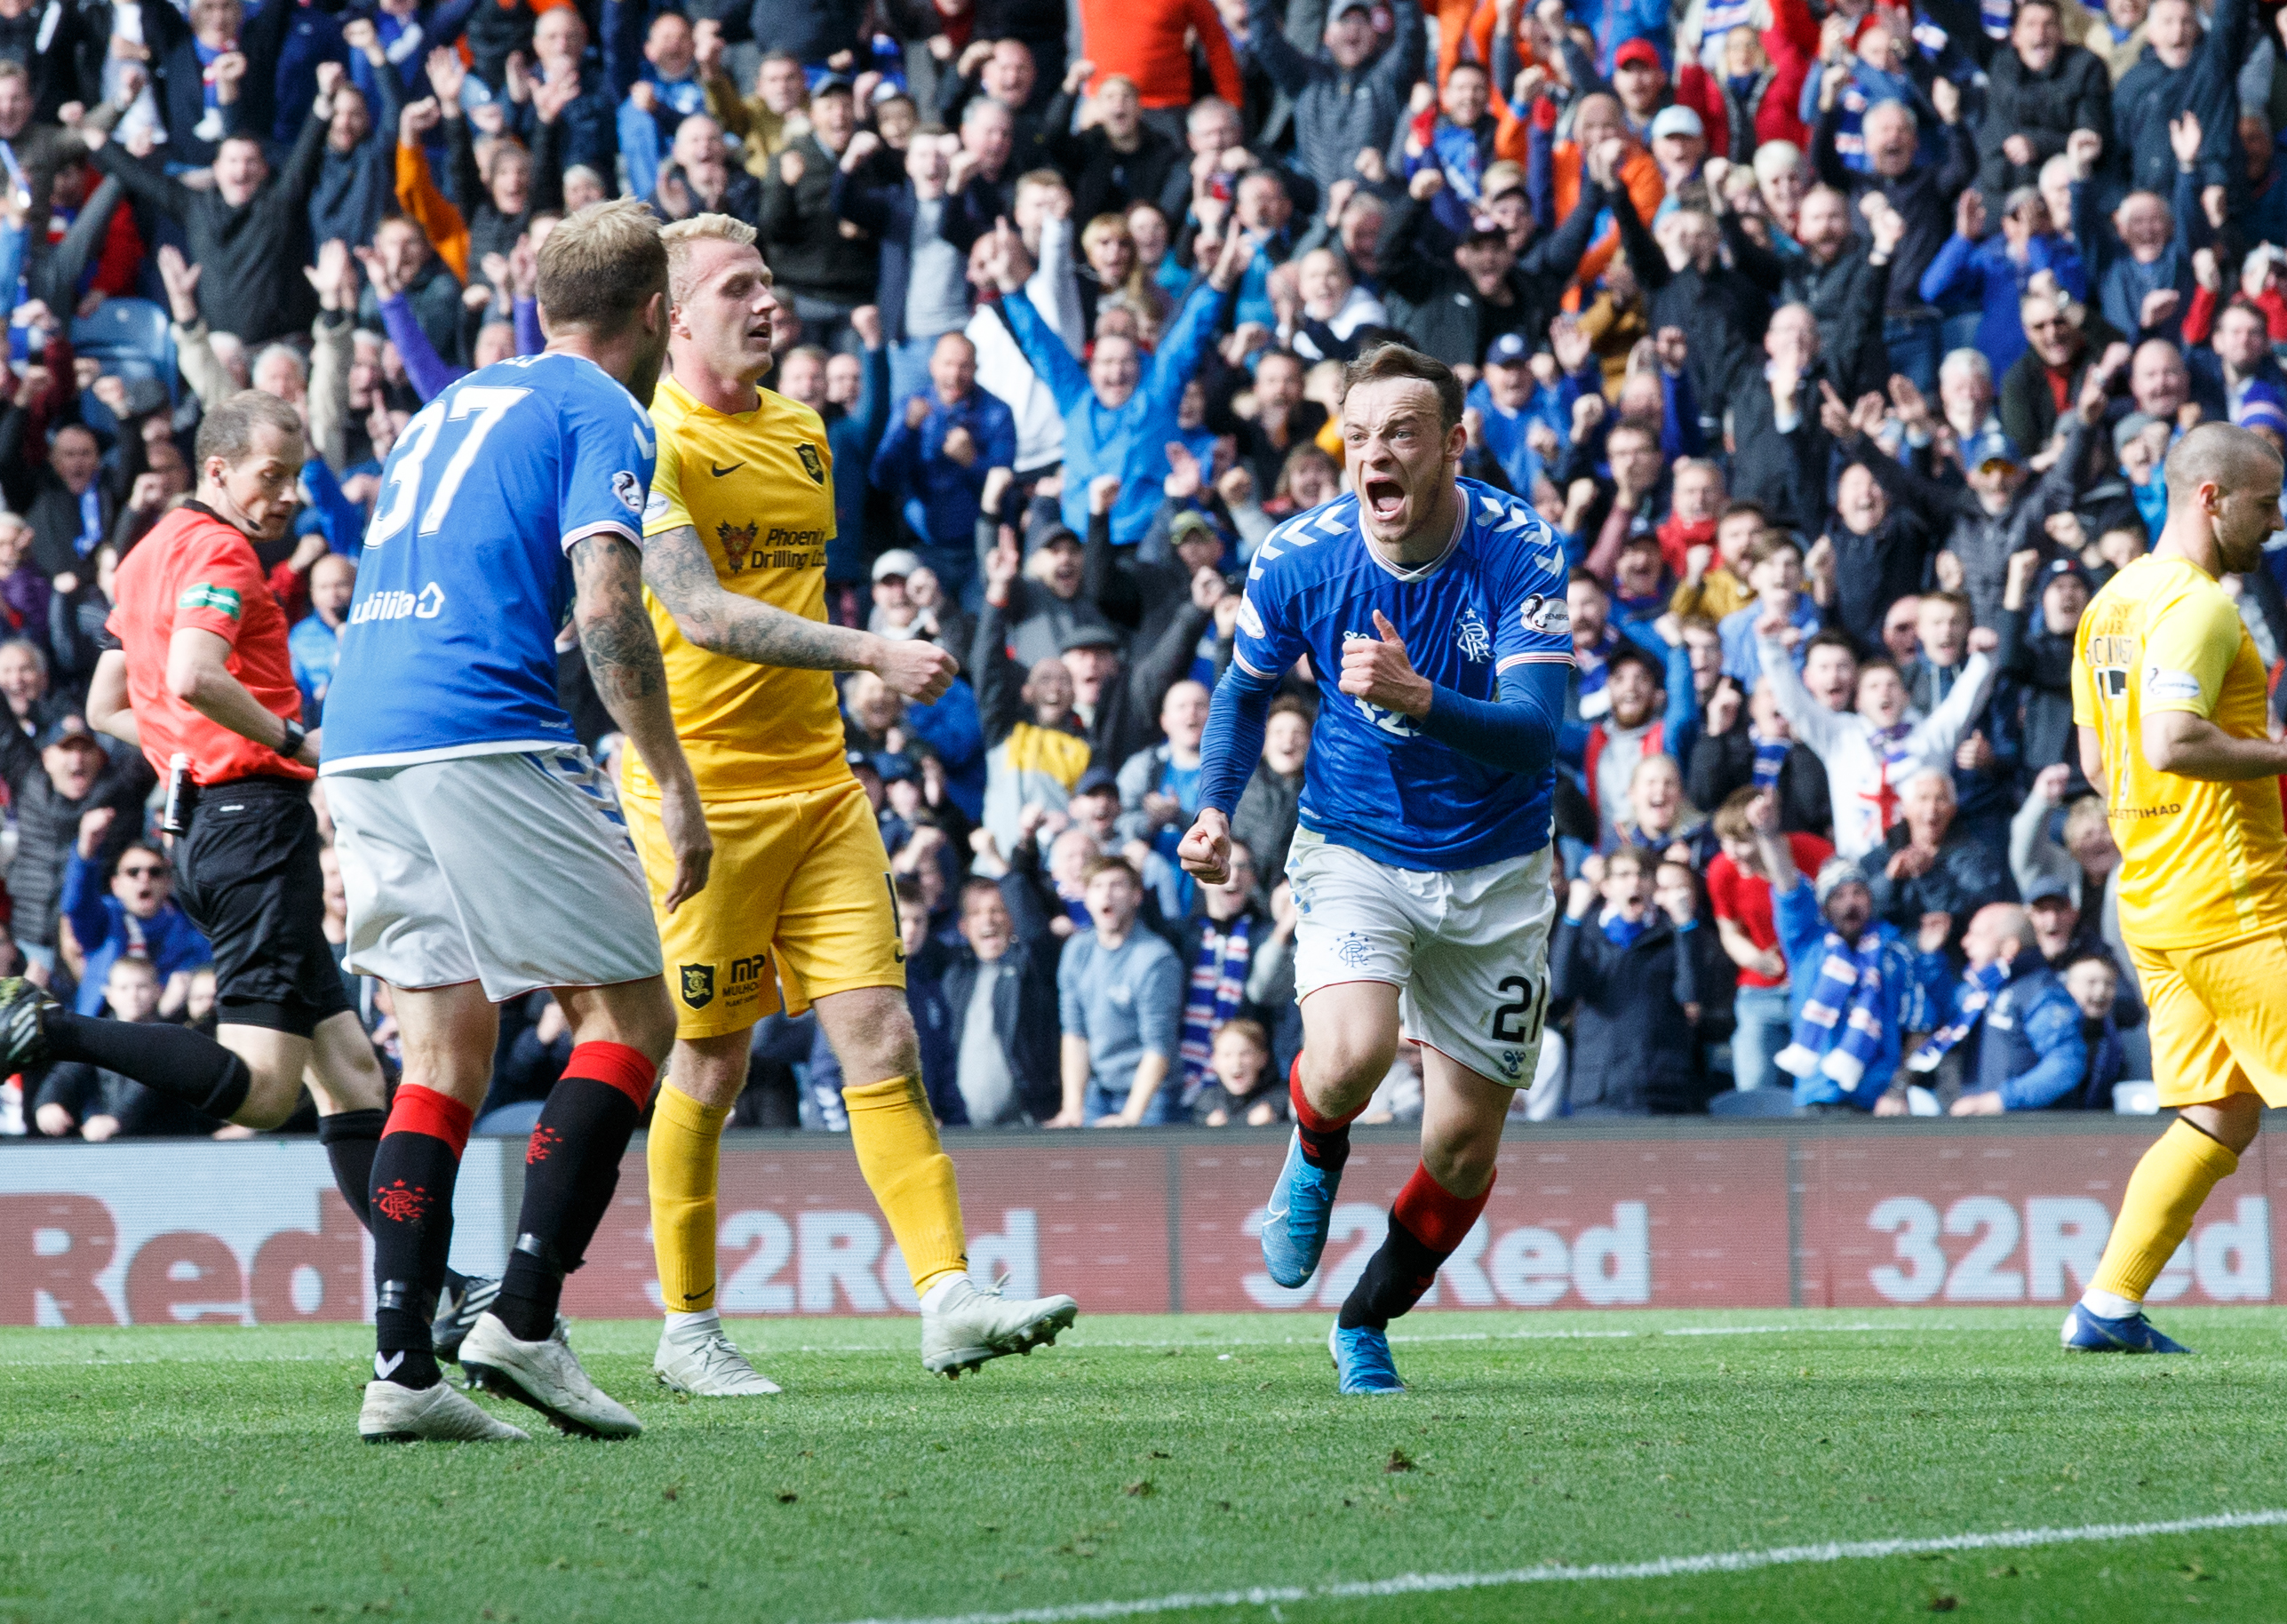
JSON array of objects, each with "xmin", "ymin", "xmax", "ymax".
[{"xmin": 107, "ymin": 502, "xmax": 312, "ymax": 787}]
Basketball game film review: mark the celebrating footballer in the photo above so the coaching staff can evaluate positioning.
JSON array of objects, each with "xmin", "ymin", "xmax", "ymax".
[{"xmin": 1179, "ymin": 341, "xmax": 1571, "ymax": 1395}]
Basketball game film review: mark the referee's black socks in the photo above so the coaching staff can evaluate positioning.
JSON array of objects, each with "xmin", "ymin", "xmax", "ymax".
[
  {"xmin": 317, "ymin": 1108, "xmax": 386, "ymax": 1228},
  {"xmin": 45, "ymin": 1011, "xmax": 252, "ymax": 1120}
]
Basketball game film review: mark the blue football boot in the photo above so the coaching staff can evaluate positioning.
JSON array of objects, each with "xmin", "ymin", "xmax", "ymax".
[
  {"xmin": 1329, "ymin": 1322, "xmax": 1406, "ymax": 1395},
  {"xmin": 1260, "ymin": 1129, "xmax": 1340, "ymax": 1288},
  {"xmin": 2060, "ymin": 1301, "xmax": 2191, "ymax": 1354}
]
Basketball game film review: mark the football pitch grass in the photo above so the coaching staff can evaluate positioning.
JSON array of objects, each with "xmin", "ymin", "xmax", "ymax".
[{"xmin": 7, "ymin": 1310, "xmax": 2287, "ymax": 1624}]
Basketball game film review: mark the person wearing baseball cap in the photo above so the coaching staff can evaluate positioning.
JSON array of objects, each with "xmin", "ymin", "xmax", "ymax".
[
  {"xmin": 1962, "ymin": 426, "xmax": 2021, "ymax": 473},
  {"xmin": 1608, "ymin": 39, "xmax": 1669, "ymax": 139},
  {"xmin": 1462, "ymin": 333, "xmax": 1540, "ymax": 490},
  {"xmin": 1647, "ymin": 105, "xmax": 1705, "ymax": 190},
  {"xmin": 1380, "ymin": 127, "xmax": 1609, "ymax": 368},
  {"xmin": 1996, "ymin": 554, "xmax": 2091, "ymax": 789}
]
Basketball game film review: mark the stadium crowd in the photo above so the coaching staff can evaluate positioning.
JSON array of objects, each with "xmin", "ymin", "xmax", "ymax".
[{"xmin": 0, "ymin": 0, "xmax": 2280, "ymax": 1140}]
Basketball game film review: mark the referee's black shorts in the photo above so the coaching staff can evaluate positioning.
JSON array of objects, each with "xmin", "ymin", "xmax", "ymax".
[{"xmin": 171, "ymin": 775, "xmax": 352, "ymax": 1039}]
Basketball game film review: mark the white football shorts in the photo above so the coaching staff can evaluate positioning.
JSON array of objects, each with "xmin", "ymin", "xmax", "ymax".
[
  {"xmin": 328, "ymin": 746, "xmax": 663, "ymax": 1001},
  {"xmin": 1286, "ymin": 828, "xmax": 1557, "ymax": 1089}
]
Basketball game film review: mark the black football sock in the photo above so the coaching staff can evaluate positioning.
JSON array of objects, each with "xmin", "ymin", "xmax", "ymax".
[
  {"xmin": 369, "ymin": 1088, "xmax": 473, "ymax": 1389},
  {"xmin": 317, "ymin": 1108, "xmax": 385, "ymax": 1229},
  {"xmin": 45, "ymin": 1011, "xmax": 251, "ymax": 1120},
  {"xmin": 1336, "ymin": 1165, "xmax": 1496, "ymax": 1332},
  {"xmin": 492, "ymin": 1043, "xmax": 654, "ymax": 1341},
  {"xmin": 1337, "ymin": 1214, "xmax": 1448, "ymax": 1332}
]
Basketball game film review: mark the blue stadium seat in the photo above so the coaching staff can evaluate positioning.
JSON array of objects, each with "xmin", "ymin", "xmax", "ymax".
[
  {"xmin": 1705, "ymin": 1088, "xmax": 1801, "ymax": 1118},
  {"xmin": 473, "ymin": 1099, "xmax": 546, "ymax": 1137},
  {"xmin": 71, "ymin": 297, "xmax": 176, "ymax": 403}
]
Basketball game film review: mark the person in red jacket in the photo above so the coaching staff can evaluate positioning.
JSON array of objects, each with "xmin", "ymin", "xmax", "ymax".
[{"xmin": 1672, "ymin": 0, "xmax": 1817, "ymax": 163}]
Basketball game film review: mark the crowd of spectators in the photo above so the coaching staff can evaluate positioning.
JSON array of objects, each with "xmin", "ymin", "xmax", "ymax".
[{"xmin": 4, "ymin": 0, "xmax": 2286, "ymax": 1140}]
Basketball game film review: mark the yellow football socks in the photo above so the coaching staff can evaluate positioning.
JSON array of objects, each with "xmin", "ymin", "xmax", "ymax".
[
  {"xmin": 2090, "ymin": 1118, "xmax": 2241, "ymax": 1302},
  {"xmin": 843, "ymin": 1073, "xmax": 968, "ymax": 1296},
  {"xmin": 648, "ymin": 1082, "xmax": 731, "ymax": 1314}
]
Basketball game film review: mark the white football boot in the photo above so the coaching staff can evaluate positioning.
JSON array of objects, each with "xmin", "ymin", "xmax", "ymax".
[
  {"xmin": 920, "ymin": 1276, "xmax": 1079, "ymax": 1378},
  {"xmin": 359, "ymin": 1378, "xmax": 530, "ymax": 1444},
  {"xmin": 458, "ymin": 1312, "xmax": 642, "ymax": 1437},
  {"xmin": 654, "ymin": 1312, "xmax": 784, "ymax": 1397}
]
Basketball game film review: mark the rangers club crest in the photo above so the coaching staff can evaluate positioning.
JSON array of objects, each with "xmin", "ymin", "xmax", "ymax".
[
  {"xmin": 718, "ymin": 521, "xmax": 758, "ymax": 573},
  {"xmin": 373, "ymin": 1180, "xmax": 432, "ymax": 1223},
  {"xmin": 797, "ymin": 443, "xmax": 825, "ymax": 485},
  {"xmin": 681, "ymin": 963, "xmax": 715, "ymax": 1009},
  {"xmin": 1454, "ymin": 606, "xmax": 1492, "ymax": 662}
]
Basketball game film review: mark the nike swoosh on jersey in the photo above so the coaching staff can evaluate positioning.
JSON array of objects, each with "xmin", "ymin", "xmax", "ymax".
[{"xmin": 710, "ymin": 461, "xmax": 745, "ymax": 477}]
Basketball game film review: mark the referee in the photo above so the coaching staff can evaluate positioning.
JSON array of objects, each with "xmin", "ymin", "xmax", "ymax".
[{"xmin": 0, "ymin": 389, "xmax": 391, "ymax": 1234}]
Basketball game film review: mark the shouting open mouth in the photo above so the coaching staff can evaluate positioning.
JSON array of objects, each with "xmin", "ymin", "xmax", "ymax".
[{"xmin": 1360, "ymin": 470, "xmax": 1408, "ymax": 528}]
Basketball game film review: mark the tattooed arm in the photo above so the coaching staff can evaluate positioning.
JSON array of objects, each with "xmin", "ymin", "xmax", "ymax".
[
  {"xmin": 642, "ymin": 523, "xmax": 956, "ymax": 701},
  {"xmin": 570, "ymin": 532, "xmax": 713, "ymax": 911}
]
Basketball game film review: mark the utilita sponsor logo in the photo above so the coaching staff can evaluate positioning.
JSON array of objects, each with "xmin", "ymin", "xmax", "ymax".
[
  {"xmin": 349, "ymin": 583, "xmax": 445, "ymax": 625},
  {"xmin": 1862, "ymin": 1195, "xmax": 2270, "ymax": 1304}
]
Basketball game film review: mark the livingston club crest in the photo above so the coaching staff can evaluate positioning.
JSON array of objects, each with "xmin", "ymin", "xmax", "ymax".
[
  {"xmin": 680, "ymin": 962, "xmax": 715, "ymax": 1009},
  {"xmin": 797, "ymin": 442, "xmax": 825, "ymax": 485}
]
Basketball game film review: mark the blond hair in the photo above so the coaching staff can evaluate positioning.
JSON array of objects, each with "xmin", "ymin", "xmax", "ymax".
[
  {"xmin": 660, "ymin": 211, "xmax": 762, "ymax": 308},
  {"xmin": 537, "ymin": 198, "xmax": 667, "ymax": 334}
]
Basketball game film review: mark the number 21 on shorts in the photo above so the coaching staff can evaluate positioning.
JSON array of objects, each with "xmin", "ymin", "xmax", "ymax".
[{"xmin": 1492, "ymin": 974, "xmax": 1550, "ymax": 1046}]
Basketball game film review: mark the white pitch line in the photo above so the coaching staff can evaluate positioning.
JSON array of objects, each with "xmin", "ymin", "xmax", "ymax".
[
  {"xmin": 822, "ymin": 1509, "xmax": 2287, "ymax": 1624},
  {"xmin": 0, "ymin": 1320, "xmax": 2044, "ymax": 1366}
]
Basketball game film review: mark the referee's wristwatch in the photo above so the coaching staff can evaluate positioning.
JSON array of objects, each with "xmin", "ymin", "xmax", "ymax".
[{"xmin": 278, "ymin": 718, "xmax": 308, "ymax": 762}]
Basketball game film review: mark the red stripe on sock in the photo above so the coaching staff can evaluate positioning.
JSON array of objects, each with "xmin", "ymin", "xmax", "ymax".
[
  {"xmin": 1392, "ymin": 1161, "xmax": 1493, "ymax": 1254},
  {"xmin": 1288, "ymin": 1053, "xmax": 1367, "ymax": 1136},
  {"xmin": 563, "ymin": 1040, "xmax": 657, "ymax": 1111},
  {"xmin": 381, "ymin": 1085, "xmax": 474, "ymax": 1158}
]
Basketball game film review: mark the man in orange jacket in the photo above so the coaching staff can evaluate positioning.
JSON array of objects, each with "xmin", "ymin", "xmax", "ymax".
[{"xmin": 1494, "ymin": 85, "xmax": 1664, "ymax": 299}]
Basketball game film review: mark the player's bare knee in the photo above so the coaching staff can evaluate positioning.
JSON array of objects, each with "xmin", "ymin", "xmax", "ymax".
[
  {"xmin": 669, "ymin": 1031, "xmax": 752, "ymax": 1111},
  {"xmin": 841, "ymin": 1016, "xmax": 920, "ymax": 1091},
  {"xmin": 232, "ymin": 1067, "xmax": 303, "ymax": 1132},
  {"xmin": 625, "ymin": 993, "xmax": 678, "ymax": 1067},
  {"xmin": 1305, "ymin": 1033, "xmax": 1396, "ymax": 1107},
  {"xmin": 817, "ymin": 988, "xmax": 919, "ymax": 1087},
  {"xmin": 2184, "ymin": 1094, "xmax": 2262, "ymax": 1155},
  {"xmin": 312, "ymin": 1015, "xmax": 386, "ymax": 1112},
  {"xmin": 575, "ymin": 978, "xmax": 679, "ymax": 1065},
  {"xmin": 1422, "ymin": 1133, "xmax": 1500, "ymax": 1201}
]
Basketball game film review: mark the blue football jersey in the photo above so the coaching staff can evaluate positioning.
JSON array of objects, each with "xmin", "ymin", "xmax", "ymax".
[
  {"xmin": 321, "ymin": 354, "xmax": 657, "ymax": 773},
  {"xmin": 1231, "ymin": 479, "xmax": 1572, "ymax": 872}
]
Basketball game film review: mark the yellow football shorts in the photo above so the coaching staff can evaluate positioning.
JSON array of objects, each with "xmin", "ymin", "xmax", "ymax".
[
  {"xmin": 2129, "ymin": 928, "xmax": 2287, "ymax": 1109},
  {"xmin": 621, "ymin": 776, "xmax": 906, "ymax": 1039}
]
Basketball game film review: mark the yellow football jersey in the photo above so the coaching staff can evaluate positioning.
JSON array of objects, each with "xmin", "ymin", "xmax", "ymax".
[
  {"xmin": 626, "ymin": 375, "xmax": 847, "ymax": 800},
  {"xmin": 2072, "ymin": 553, "xmax": 2287, "ymax": 950}
]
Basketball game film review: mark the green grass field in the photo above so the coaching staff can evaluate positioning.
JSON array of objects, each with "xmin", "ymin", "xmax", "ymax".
[{"xmin": 6, "ymin": 1308, "xmax": 2287, "ymax": 1623}]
